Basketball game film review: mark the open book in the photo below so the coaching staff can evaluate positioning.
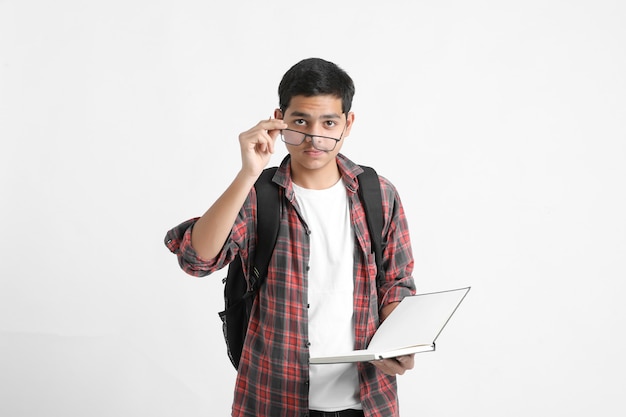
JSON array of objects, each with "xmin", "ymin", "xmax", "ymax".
[{"xmin": 309, "ymin": 287, "xmax": 470, "ymax": 364}]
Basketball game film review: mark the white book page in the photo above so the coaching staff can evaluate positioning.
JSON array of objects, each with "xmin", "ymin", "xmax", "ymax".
[{"xmin": 309, "ymin": 287, "xmax": 470, "ymax": 364}]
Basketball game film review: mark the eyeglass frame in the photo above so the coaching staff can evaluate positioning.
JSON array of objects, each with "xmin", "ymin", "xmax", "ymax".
[{"xmin": 279, "ymin": 122, "xmax": 348, "ymax": 152}]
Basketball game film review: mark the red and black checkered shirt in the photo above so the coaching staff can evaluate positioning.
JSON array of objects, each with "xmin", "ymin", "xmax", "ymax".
[{"xmin": 165, "ymin": 154, "xmax": 416, "ymax": 417}]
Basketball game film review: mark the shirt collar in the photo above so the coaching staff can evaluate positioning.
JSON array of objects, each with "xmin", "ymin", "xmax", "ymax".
[{"xmin": 273, "ymin": 153, "xmax": 364, "ymax": 201}]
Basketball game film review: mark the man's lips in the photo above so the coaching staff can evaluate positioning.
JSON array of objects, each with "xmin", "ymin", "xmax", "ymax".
[{"xmin": 304, "ymin": 148, "xmax": 326, "ymax": 156}]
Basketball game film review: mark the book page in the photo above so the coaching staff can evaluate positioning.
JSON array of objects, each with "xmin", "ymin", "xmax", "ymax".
[
  {"xmin": 309, "ymin": 287, "xmax": 470, "ymax": 364},
  {"xmin": 367, "ymin": 287, "xmax": 470, "ymax": 352}
]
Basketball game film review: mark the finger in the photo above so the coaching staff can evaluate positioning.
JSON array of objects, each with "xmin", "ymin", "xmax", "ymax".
[
  {"xmin": 371, "ymin": 355, "xmax": 414, "ymax": 375},
  {"xmin": 240, "ymin": 119, "xmax": 286, "ymax": 156},
  {"xmin": 241, "ymin": 119, "xmax": 286, "ymax": 140},
  {"xmin": 259, "ymin": 117, "xmax": 288, "ymax": 132},
  {"xmin": 264, "ymin": 117, "xmax": 288, "ymax": 139},
  {"xmin": 396, "ymin": 355, "xmax": 415, "ymax": 370},
  {"xmin": 258, "ymin": 131, "xmax": 275, "ymax": 154},
  {"xmin": 268, "ymin": 127, "xmax": 282, "ymax": 142},
  {"xmin": 264, "ymin": 130, "xmax": 277, "ymax": 154},
  {"xmin": 256, "ymin": 136, "xmax": 269, "ymax": 154},
  {"xmin": 370, "ymin": 359, "xmax": 406, "ymax": 376},
  {"xmin": 240, "ymin": 130, "xmax": 272, "ymax": 153}
]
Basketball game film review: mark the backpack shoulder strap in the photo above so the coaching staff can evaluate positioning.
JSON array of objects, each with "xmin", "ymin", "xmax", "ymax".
[
  {"xmin": 249, "ymin": 167, "xmax": 280, "ymax": 291},
  {"xmin": 357, "ymin": 165, "xmax": 385, "ymax": 285}
]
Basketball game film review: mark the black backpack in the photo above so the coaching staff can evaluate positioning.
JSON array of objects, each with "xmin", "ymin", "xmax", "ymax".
[{"xmin": 218, "ymin": 165, "xmax": 385, "ymax": 370}]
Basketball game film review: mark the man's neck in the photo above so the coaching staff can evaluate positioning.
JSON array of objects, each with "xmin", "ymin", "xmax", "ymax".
[{"xmin": 290, "ymin": 163, "xmax": 341, "ymax": 190}]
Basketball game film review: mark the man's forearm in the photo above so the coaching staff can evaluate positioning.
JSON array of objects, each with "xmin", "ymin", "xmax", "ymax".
[
  {"xmin": 380, "ymin": 301, "xmax": 400, "ymax": 323},
  {"xmin": 190, "ymin": 171, "xmax": 257, "ymax": 260}
]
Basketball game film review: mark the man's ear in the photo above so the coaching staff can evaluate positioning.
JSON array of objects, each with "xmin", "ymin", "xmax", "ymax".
[
  {"xmin": 274, "ymin": 108, "xmax": 283, "ymax": 120},
  {"xmin": 344, "ymin": 111, "xmax": 355, "ymax": 136}
]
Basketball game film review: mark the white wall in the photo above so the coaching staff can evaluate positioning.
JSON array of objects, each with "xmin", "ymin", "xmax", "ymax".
[{"xmin": 1, "ymin": 1, "xmax": 625, "ymax": 416}]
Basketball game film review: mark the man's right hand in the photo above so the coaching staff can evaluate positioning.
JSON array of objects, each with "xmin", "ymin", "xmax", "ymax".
[
  {"xmin": 239, "ymin": 118, "xmax": 288, "ymax": 178},
  {"xmin": 190, "ymin": 117, "xmax": 287, "ymax": 260}
]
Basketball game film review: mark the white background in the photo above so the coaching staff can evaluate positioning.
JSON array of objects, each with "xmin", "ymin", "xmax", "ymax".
[{"xmin": 1, "ymin": 0, "xmax": 625, "ymax": 416}]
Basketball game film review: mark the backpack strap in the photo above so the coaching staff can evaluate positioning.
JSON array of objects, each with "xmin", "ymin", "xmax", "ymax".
[
  {"xmin": 357, "ymin": 165, "xmax": 385, "ymax": 285},
  {"xmin": 250, "ymin": 164, "xmax": 383, "ymax": 290},
  {"xmin": 248, "ymin": 167, "xmax": 281, "ymax": 292}
]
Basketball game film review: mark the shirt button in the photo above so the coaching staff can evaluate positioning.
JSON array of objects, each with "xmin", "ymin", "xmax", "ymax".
[{"xmin": 305, "ymin": 341, "xmax": 311, "ymax": 348}]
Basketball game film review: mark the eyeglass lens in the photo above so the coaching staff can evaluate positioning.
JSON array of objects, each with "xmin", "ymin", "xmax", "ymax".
[{"xmin": 281, "ymin": 130, "xmax": 339, "ymax": 151}]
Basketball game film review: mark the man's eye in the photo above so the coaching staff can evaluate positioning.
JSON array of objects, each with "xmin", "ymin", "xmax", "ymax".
[
  {"xmin": 325, "ymin": 121, "xmax": 336, "ymax": 127},
  {"xmin": 294, "ymin": 119, "xmax": 306, "ymax": 126}
]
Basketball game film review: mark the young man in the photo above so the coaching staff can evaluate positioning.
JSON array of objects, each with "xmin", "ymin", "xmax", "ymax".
[{"xmin": 165, "ymin": 58, "xmax": 416, "ymax": 417}]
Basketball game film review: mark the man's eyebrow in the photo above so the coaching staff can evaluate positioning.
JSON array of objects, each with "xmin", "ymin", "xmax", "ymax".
[{"xmin": 288, "ymin": 111, "xmax": 342, "ymax": 119}]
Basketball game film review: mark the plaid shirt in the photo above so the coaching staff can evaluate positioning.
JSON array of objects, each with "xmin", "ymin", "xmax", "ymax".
[{"xmin": 165, "ymin": 154, "xmax": 415, "ymax": 417}]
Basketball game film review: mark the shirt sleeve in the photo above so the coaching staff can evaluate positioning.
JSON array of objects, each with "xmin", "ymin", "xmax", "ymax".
[
  {"xmin": 377, "ymin": 177, "xmax": 416, "ymax": 307},
  {"xmin": 163, "ymin": 190, "xmax": 256, "ymax": 277}
]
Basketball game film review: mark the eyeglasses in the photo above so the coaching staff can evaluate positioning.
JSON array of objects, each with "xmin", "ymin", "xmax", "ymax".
[{"xmin": 280, "ymin": 126, "xmax": 345, "ymax": 152}]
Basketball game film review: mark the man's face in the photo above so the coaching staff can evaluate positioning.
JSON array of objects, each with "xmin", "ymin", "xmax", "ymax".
[{"xmin": 275, "ymin": 95, "xmax": 354, "ymax": 178}]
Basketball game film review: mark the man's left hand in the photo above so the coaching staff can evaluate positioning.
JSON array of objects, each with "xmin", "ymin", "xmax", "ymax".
[
  {"xmin": 371, "ymin": 354, "xmax": 415, "ymax": 376},
  {"xmin": 373, "ymin": 302, "xmax": 415, "ymax": 375}
]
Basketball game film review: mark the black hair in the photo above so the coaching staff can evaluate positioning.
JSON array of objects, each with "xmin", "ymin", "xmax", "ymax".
[{"xmin": 278, "ymin": 58, "xmax": 355, "ymax": 114}]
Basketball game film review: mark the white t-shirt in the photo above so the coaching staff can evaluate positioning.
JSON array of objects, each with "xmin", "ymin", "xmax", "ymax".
[{"xmin": 292, "ymin": 180, "xmax": 362, "ymax": 411}]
